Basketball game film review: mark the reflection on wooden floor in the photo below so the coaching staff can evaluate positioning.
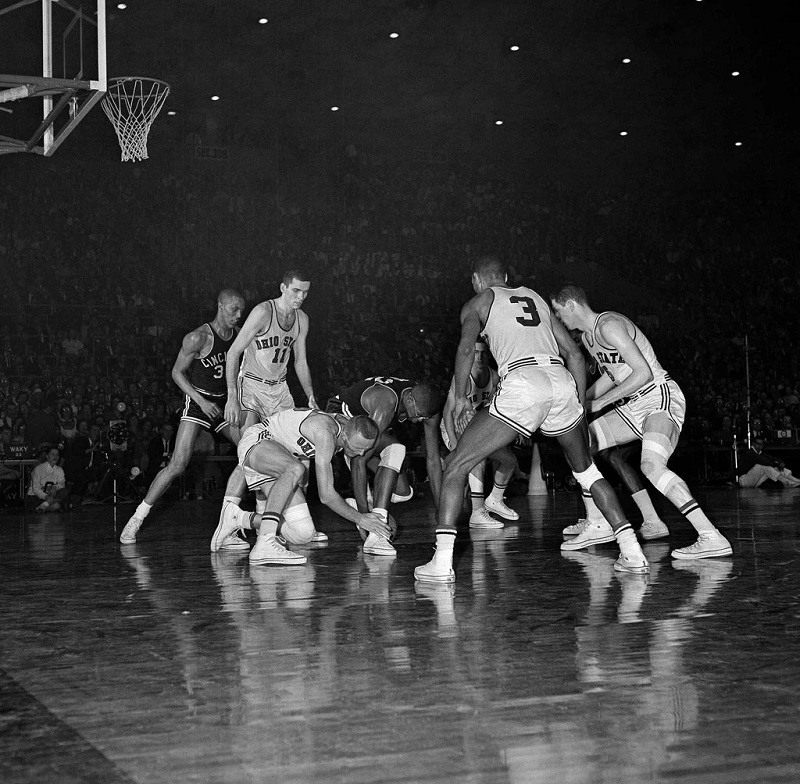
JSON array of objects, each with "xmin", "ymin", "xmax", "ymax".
[{"xmin": 2, "ymin": 487, "xmax": 800, "ymax": 783}]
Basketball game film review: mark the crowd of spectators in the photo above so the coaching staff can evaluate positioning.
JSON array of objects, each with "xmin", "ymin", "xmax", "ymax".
[{"xmin": 2, "ymin": 147, "xmax": 798, "ymax": 505}]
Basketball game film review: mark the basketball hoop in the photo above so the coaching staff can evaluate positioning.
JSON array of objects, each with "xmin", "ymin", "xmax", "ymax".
[{"xmin": 101, "ymin": 76, "xmax": 170, "ymax": 162}]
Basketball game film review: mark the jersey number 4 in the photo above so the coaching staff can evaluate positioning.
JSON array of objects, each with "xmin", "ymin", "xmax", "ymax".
[{"xmin": 510, "ymin": 296, "xmax": 541, "ymax": 327}]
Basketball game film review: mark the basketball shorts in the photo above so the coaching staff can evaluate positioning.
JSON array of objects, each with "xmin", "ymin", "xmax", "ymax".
[
  {"xmin": 605, "ymin": 378, "xmax": 687, "ymax": 439},
  {"xmin": 181, "ymin": 391, "xmax": 228, "ymax": 433},
  {"xmin": 238, "ymin": 375, "xmax": 294, "ymax": 422},
  {"xmin": 489, "ymin": 364, "xmax": 584, "ymax": 438},
  {"xmin": 237, "ymin": 422, "xmax": 276, "ymax": 491}
]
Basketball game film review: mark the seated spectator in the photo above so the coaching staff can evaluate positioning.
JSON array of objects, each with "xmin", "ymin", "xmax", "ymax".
[
  {"xmin": 0, "ymin": 426, "xmax": 20, "ymax": 500},
  {"xmin": 737, "ymin": 437, "xmax": 800, "ymax": 489},
  {"xmin": 25, "ymin": 446, "xmax": 70, "ymax": 512}
]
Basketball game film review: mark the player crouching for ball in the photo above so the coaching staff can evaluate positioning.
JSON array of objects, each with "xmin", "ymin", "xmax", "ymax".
[{"xmin": 211, "ymin": 408, "xmax": 391, "ymax": 565}]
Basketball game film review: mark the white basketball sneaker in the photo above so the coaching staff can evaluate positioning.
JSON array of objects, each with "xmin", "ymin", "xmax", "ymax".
[
  {"xmin": 560, "ymin": 520, "xmax": 615, "ymax": 551},
  {"xmin": 469, "ymin": 508, "xmax": 504, "ymax": 529},
  {"xmin": 210, "ymin": 501, "xmax": 245, "ymax": 552},
  {"xmin": 483, "ymin": 496, "xmax": 519, "ymax": 521},
  {"xmin": 120, "ymin": 515, "xmax": 144, "ymax": 544},
  {"xmin": 639, "ymin": 519, "xmax": 670, "ymax": 540},
  {"xmin": 414, "ymin": 554, "xmax": 455, "ymax": 584},
  {"xmin": 249, "ymin": 534, "xmax": 308, "ymax": 565},
  {"xmin": 562, "ymin": 518, "xmax": 589, "ymax": 536},
  {"xmin": 363, "ymin": 532, "xmax": 396, "ymax": 557},
  {"xmin": 671, "ymin": 531, "xmax": 732, "ymax": 560}
]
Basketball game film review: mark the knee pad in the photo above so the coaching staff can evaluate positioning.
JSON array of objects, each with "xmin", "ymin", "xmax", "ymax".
[
  {"xmin": 378, "ymin": 442, "xmax": 406, "ymax": 473},
  {"xmin": 280, "ymin": 502, "xmax": 315, "ymax": 545},
  {"xmin": 391, "ymin": 487, "xmax": 414, "ymax": 503},
  {"xmin": 572, "ymin": 462, "xmax": 605, "ymax": 492}
]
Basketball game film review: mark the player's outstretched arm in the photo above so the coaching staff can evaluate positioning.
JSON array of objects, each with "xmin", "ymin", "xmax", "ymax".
[
  {"xmin": 453, "ymin": 296, "xmax": 486, "ymax": 431},
  {"xmin": 309, "ymin": 420, "xmax": 392, "ymax": 537}
]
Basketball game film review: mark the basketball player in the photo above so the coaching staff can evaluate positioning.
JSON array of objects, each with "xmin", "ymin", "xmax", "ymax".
[
  {"xmin": 327, "ymin": 376, "xmax": 442, "ymax": 556},
  {"xmin": 440, "ymin": 339, "xmax": 519, "ymax": 529},
  {"xmin": 414, "ymin": 257, "xmax": 650, "ymax": 583},
  {"xmin": 120, "ymin": 289, "xmax": 246, "ymax": 544},
  {"xmin": 211, "ymin": 408, "xmax": 390, "ymax": 565},
  {"xmin": 220, "ymin": 270, "xmax": 322, "ymax": 542},
  {"xmin": 549, "ymin": 283, "xmax": 732, "ymax": 560}
]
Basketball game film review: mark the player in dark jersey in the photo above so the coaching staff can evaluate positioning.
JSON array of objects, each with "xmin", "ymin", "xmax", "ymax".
[
  {"xmin": 120, "ymin": 289, "xmax": 245, "ymax": 544},
  {"xmin": 327, "ymin": 376, "xmax": 442, "ymax": 556}
]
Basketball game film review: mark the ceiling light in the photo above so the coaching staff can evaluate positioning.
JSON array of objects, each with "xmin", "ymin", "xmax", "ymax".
[
  {"xmin": 620, "ymin": 131, "xmax": 628, "ymax": 136},
  {"xmin": 731, "ymin": 70, "xmax": 740, "ymax": 76},
  {"xmin": 389, "ymin": 32, "xmax": 399, "ymax": 39},
  {"xmin": 495, "ymin": 120, "xmax": 503, "ymax": 126},
  {"xmin": 211, "ymin": 95, "xmax": 220, "ymax": 101},
  {"xmin": 117, "ymin": 3, "xmax": 126, "ymax": 8},
  {"xmin": 331, "ymin": 106, "xmax": 339, "ymax": 111},
  {"xmin": 509, "ymin": 45, "xmax": 519, "ymax": 52},
  {"xmin": 259, "ymin": 18, "xmax": 268, "ymax": 24},
  {"xmin": 167, "ymin": 111, "xmax": 176, "ymax": 116},
  {"xmin": 622, "ymin": 58, "xmax": 631, "ymax": 63}
]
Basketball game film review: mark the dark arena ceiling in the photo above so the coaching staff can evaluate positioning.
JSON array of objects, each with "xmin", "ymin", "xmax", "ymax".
[{"xmin": 3, "ymin": 0, "xmax": 798, "ymax": 185}]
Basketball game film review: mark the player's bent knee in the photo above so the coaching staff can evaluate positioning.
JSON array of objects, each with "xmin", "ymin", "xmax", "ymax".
[
  {"xmin": 572, "ymin": 463, "xmax": 605, "ymax": 492},
  {"xmin": 279, "ymin": 503, "xmax": 315, "ymax": 545},
  {"xmin": 378, "ymin": 443, "xmax": 406, "ymax": 473}
]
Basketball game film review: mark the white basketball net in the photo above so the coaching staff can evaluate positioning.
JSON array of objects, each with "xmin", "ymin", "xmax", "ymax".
[{"xmin": 101, "ymin": 77, "xmax": 170, "ymax": 162}]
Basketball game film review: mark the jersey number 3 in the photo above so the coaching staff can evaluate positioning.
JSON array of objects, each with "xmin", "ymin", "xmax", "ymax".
[{"xmin": 510, "ymin": 296, "xmax": 541, "ymax": 327}]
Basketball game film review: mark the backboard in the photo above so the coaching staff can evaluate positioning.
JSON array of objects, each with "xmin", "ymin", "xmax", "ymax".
[{"xmin": 0, "ymin": 0, "xmax": 106, "ymax": 156}]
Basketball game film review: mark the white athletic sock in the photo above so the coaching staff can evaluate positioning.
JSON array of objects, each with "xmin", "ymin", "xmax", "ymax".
[
  {"xmin": 135, "ymin": 501, "xmax": 152, "ymax": 519},
  {"xmin": 258, "ymin": 512, "xmax": 280, "ymax": 537},
  {"xmin": 631, "ymin": 489, "xmax": 659, "ymax": 521},
  {"xmin": 432, "ymin": 529, "xmax": 456, "ymax": 568},
  {"xmin": 615, "ymin": 526, "xmax": 642, "ymax": 559},
  {"xmin": 682, "ymin": 502, "xmax": 716, "ymax": 535},
  {"xmin": 223, "ymin": 495, "xmax": 241, "ymax": 506},
  {"xmin": 488, "ymin": 484, "xmax": 506, "ymax": 503},
  {"xmin": 582, "ymin": 490, "xmax": 606, "ymax": 522},
  {"xmin": 467, "ymin": 473, "xmax": 484, "ymax": 511},
  {"xmin": 255, "ymin": 497, "xmax": 267, "ymax": 514}
]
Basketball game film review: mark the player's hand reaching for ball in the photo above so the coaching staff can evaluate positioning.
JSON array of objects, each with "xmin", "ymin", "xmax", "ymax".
[{"xmin": 357, "ymin": 512, "xmax": 393, "ymax": 539}]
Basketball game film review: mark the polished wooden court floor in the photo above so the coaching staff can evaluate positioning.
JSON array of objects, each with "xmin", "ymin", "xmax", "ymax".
[{"xmin": 2, "ymin": 486, "xmax": 800, "ymax": 784}]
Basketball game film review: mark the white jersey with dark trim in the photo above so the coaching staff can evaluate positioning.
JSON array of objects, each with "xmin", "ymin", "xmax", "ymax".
[
  {"xmin": 263, "ymin": 407, "xmax": 341, "ymax": 460},
  {"xmin": 582, "ymin": 311, "xmax": 669, "ymax": 389},
  {"xmin": 466, "ymin": 371, "xmax": 495, "ymax": 410},
  {"xmin": 240, "ymin": 300, "xmax": 300, "ymax": 384},
  {"xmin": 481, "ymin": 286, "xmax": 561, "ymax": 377}
]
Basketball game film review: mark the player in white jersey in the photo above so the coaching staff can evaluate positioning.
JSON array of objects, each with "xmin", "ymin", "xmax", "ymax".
[
  {"xmin": 414, "ymin": 257, "xmax": 650, "ymax": 584},
  {"xmin": 218, "ymin": 270, "xmax": 321, "ymax": 546},
  {"xmin": 211, "ymin": 408, "xmax": 389, "ymax": 565},
  {"xmin": 550, "ymin": 283, "xmax": 731, "ymax": 560},
  {"xmin": 440, "ymin": 339, "xmax": 519, "ymax": 529}
]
